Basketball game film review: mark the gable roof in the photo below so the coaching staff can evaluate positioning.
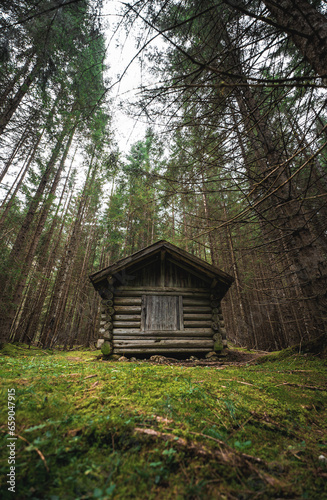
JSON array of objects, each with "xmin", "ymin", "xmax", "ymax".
[{"xmin": 90, "ymin": 240, "xmax": 234, "ymax": 290}]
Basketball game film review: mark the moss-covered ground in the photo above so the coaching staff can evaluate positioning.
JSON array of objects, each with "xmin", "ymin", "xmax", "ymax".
[{"xmin": 0, "ymin": 344, "xmax": 326, "ymax": 499}]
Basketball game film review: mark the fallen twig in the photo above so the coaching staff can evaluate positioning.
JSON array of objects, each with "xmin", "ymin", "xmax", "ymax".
[
  {"xmin": 188, "ymin": 430, "xmax": 265, "ymax": 465},
  {"xmin": 134, "ymin": 426, "xmax": 287, "ymax": 488},
  {"xmin": 17, "ymin": 434, "xmax": 49, "ymax": 472},
  {"xmin": 219, "ymin": 378, "xmax": 254, "ymax": 386},
  {"xmin": 275, "ymin": 382, "xmax": 326, "ymax": 391},
  {"xmin": 134, "ymin": 427, "xmax": 273, "ymax": 471}
]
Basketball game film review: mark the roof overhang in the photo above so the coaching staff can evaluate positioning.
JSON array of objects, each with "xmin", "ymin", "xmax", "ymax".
[{"xmin": 89, "ymin": 240, "xmax": 234, "ymax": 291}]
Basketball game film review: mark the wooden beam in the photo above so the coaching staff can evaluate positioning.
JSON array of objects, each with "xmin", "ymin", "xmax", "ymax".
[
  {"xmin": 114, "ymin": 314, "xmax": 141, "ymax": 321},
  {"xmin": 140, "ymin": 295, "xmax": 146, "ymax": 332},
  {"xmin": 114, "ymin": 298, "xmax": 142, "ymax": 306},
  {"xmin": 183, "ymin": 306, "xmax": 211, "ymax": 313},
  {"xmin": 183, "ymin": 298, "xmax": 211, "ymax": 305},
  {"xmin": 114, "ymin": 306, "xmax": 142, "ymax": 314},
  {"xmin": 160, "ymin": 249, "xmax": 165, "ymax": 287},
  {"xmin": 178, "ymin": 295, "xmax": 184, "ymax": 330},
  {"xmin": 113, "ymin": 328, "xmax": 212, "ymax": 334},
  {"xmin": 115, "ymin": 286, "xmax": 210, "ymax": 293},
  {"xmin": 183, "ymin": 314, "xmax": 212, "ymax": 320},
  {"xmin": 113, "ymin": 332, "xmax": 214, "ymax": 339},
  {"xmin": 113, "ymin": 321, "xmax": 141, "ymax": 328},
  {"xmin": 113, "ymin": 347, "xmax": 212, "ymax": 354},
  {"xmin": 113, "ymin": 290, "xmax": 210, "ymax": 297},
  {"xmin": 113, "ymin": 339, "xmax": 213, "ymax": 348},
  {"xmin": 211, "ymin": 278, "xmax": 217, "ymax": 289},
  {"xmin": 166, "ymin": 256, "xmax": 212, "ymax": 284},
  {"xmin": 184, "ymin": 321, "xmax": 212, "ymax": 328}
]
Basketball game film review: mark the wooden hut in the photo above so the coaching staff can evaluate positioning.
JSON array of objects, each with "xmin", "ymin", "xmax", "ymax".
[{"xmin": 89, "ymin": 240, "xmax": 234, "ymax": 356}]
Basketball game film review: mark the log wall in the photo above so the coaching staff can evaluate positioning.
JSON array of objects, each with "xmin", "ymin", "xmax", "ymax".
[
  {"xmin": 106, "ymin": 287, "xmax": 225, "ymax": 355},
  {"xmin": 95, "ymin": 254, "xmax": 228, "ymax": 356}
]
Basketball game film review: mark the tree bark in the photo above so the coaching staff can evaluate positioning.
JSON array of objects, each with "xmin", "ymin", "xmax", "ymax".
[
  {"xmin": 262, "ymin": 0, "xmax": 327, "ymax": 78},
  {"xmin": 0, "ymin": 60, "xmax": 41, "ymax": 135}
]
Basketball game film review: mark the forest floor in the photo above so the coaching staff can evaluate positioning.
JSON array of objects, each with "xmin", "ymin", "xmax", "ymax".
[{"xmin": 0, "ymin": 344, "xmax": 327, "ymax": 500}]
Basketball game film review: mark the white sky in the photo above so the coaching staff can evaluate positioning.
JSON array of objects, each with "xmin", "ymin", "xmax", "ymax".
[{"xmin": 102, "ymin": 1, "xmax": 154, "ymax": 152}]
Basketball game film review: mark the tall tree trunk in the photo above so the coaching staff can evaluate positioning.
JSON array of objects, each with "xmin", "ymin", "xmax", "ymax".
[
  {"xmin": 0, "ymin": 119, "xmax": 32, "ymax": 184},
  {"xmin": 13, "ymin": 157, "xmax": 75, "ymax": 343},
  {"xmin": 0, "ymin": 126, "xmax": 45, "ymax": 230},
  {"xmin": 0, "ymin": 119, "xmax": 74, "ymax": 343},
  {"xmin": 228, "ymin": 46, "xmax": 327, "ymax": 337},
  {"xmin": 262, "ymin": 0, "xmax": 327, "ymax": 78},
  {"xmin": 0, "ymin": 60, "xmax": 41, "ymax": 135},
  {"xmin": 200, "ymin": 164, "xmax": 217, "ymax": 265},
  {"xmin": 40, "ymin": 160, "xmax": 97, "ymax": 347}
]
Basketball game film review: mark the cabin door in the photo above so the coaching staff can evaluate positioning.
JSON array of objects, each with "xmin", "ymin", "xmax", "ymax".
[{"xmin": 141, "ymin": 295, "xmax": 183, "ymax": 331}]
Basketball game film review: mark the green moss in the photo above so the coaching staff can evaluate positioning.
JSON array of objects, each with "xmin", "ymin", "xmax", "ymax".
[
  {"xmin": 101, "ymin": 341, "xmax": 112, "ymax": 356},
  {"xmin": 0, "ymin": 344, "xmax": 326, "ymax": 499},
  {"xmin": 213, "ymin": 341, "xmax": 223, "ymax": 352}
]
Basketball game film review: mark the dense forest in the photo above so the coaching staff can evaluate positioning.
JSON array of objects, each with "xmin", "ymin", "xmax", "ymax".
[
  {"xmin": 1, "ymin": 0, "xmax": 327, "ymax": 352},
  {"xmin": 1, "ymin": 3, "xmax": 327, "ymax": 499}
]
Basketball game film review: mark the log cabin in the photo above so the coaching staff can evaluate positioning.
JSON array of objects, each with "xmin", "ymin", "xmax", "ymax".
[{"xmin": 89, "ymin": 240, "xmax": 234, "ymax": 356}]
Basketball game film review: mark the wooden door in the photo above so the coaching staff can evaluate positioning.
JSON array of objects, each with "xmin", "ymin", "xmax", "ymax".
[{"xmin": 141, "ymin": 295, "xmax": 183, "ymax": 331}]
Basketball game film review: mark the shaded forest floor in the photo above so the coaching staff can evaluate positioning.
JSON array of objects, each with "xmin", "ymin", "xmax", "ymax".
[{"xmin": 1, "ymin": 344, "xmax": 327, "ymax": 499}]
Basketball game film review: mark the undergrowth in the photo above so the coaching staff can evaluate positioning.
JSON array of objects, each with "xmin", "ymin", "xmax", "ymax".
[{"xmin": 0, "ymin": 344, "xmax": 326, "ymax": 499}]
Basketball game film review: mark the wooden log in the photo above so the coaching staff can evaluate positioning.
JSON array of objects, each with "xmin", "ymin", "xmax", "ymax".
[
  {"xmin": 116, "ymin": 286, "xmax": 211, "ymax": 293},
  {"xmin": 183, "ymin": 306, "xmax": 211, "ymax": 313},
  {"xmin": 183, "ymin": 314, "xmax": 212, "ymax": 320},
  {"xmin": 211, "ymin": 322, "xmax": 219, "ymax": 331},
  {"xmin": 113, "ymin": 331, "xmax": 214, "ymax": 338},
  {"xmin": 210, "ymin": 300, "xmax": 220, "ymax": 308},
  {"xmin": 101, "ymin": 340, "xmax": 112, "ymax": 355},
  {"xmin": 184, "ymin": 321, "xmax": 212, "ymax": 328},
  {"xmin": 112, "ymin": 335, "xmax": 214, "ymax": 340},
  {"xmin": 182, "ymin": 298, "xmax": 211, "ymax": 306},
  {"xmin": 113, "ymin": 321, "xmax": 141, "ymax": 328},
  {"xmin": 178, "ymin": 295, "xmax": 183, "ymax": 331},
  {"xmin": 114, "ymin": 290, "xmax": 210, "ymax": 298},
  {"xmin": 113, "ymin": 327, "xmax": 212, "ymax": 334},
  {"xmin": 99, "ymin": 325, "xmax": 113, "ymax": 334},
  {"xmin": 214, "ymin": 340, "xmax": 223, "ymax": 352},
  {"xmin": 100, "ymin": 320, "xmax": 113, "ymax": 330},
  {"xmin": 114, "ymin": 297, "xmax": 142, "ymax": 306},
  {"xmin": 113, "ymin": 339, "xmax": 213, "ymax": 348},
  {"xmin": 114, "ymin": 306, "xmax": 142, "ymax": 314},
  {"xmin": 102, "ymin": 299, "xmax": 113, "ymax": 307},
  {"xmin": 104, "ymin": 306, "xmax": 114, "ymax": 315},
  {"xmin": 103, "ymin": 331, "xmax": 113, "ymax": 340},
  {"xmin": 140, "ymin": 295, "xmax": 145, "ymax": 331},
  {"xmin": 100, "ymin": 320, "xmax": 113, "ymax": 327},
  {"xmin": 113, "ymin": 348, "xmax": 212, "ymax": 354},
  {"xmin": 114, "ymin": 314, "xmax": 141, "ymax": 321}
]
